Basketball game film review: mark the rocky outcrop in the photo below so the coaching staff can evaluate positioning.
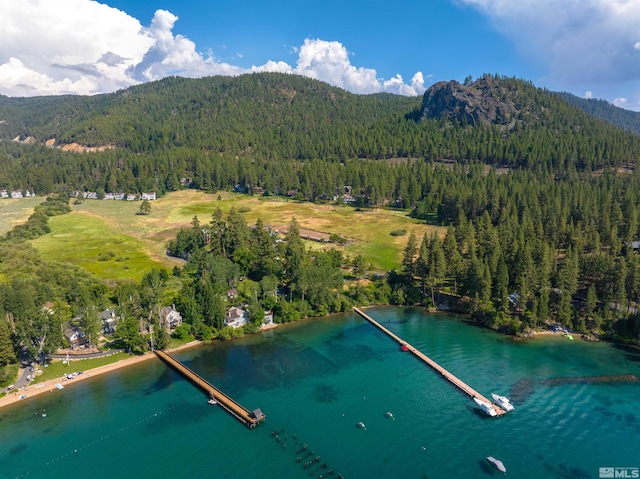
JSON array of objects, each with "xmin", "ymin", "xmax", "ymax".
[{"xmin": 419, "ymin": 76, "xmax": 523, "ymax": 127}]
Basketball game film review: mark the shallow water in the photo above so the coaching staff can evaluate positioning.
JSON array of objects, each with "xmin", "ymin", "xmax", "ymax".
[{"xmin": 2, "ymin": 306, "xmax": 639, "ymax": 479}]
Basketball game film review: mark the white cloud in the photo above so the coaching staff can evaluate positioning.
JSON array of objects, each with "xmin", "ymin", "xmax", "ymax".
[
  {"xmin": 290, "ymin": 39, "xmax": 425, "ymax": 95},
  {"xmin": 613, "ymin": 97, "xmax": 627, "ymax": 107},
  {"xmin": 0, "ymin": 1, "xmax": 425, "ymax": 97},
  {"xmin": 458, "ymin": 0, "xmax": 640, "ymax": 86}
]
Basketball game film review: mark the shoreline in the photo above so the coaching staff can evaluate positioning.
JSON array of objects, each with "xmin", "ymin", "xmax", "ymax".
[{"xmin": 0, "ymin": 340, "xmax": 202, "ymax": 411}]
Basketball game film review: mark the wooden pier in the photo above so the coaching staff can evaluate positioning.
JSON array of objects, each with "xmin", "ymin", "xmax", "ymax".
[
  {"xmin": 155, "ymin": 350, "xmax": 265, "ymax": 428},
  {"xmin": 353, "ymin": 307, "xmax": 506, "ymax": 416}
]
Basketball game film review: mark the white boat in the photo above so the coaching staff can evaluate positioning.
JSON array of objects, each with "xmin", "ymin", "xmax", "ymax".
[
  {"xmin": 385, "ymin": 411, "xmax": 394, "ymax": 420},
  {"xmin": 486, "ymin": 456, "xmax": 506, "ymax": 473},
  {"xmin": 208, "ymin": 398, "xmax": 218, "ymax": 405},
  {"xmin": 473, "ymin": 397, "xmax": 497, "ymax": 417},
  {"xmin": 491, "ymin": 393, "xmax": 515, "ymax": 412},
  {"xmin": 356, "ymin": 421, "xmax": 367, "ymax": 430}
]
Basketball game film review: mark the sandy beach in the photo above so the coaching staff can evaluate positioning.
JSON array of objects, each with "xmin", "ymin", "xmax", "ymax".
[{"xmin": 0, "ymin": 341, "xmax": 202, "ymax": 411}]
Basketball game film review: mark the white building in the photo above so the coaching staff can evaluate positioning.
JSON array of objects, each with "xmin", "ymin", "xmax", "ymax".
[
  {"xmin": 224, "ymin": 306, "xmax": 248, "ymax": 328},
  {"xmin": 159, "ymin": 305, "xmax": 183, "ymax": 331}
]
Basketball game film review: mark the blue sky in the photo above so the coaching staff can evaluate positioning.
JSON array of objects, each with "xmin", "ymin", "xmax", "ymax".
[{"xmin": 1, "ymin": 0, "xmax": 639, "ymax": 110}]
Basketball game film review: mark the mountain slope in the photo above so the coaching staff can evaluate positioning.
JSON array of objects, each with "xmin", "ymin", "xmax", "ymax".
[
  {"xmin": 0, "ymin": 73, "xmax": 639, "ymax": 175},
  {"xmin": 556, "ymin": 92, "xmax": 640, "ymax": 135}
]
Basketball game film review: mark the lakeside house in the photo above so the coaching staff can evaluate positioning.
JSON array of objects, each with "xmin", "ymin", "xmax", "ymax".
[
  {"xmin": 225, "ymin": 306, "xmax": 248, "ymax": 329},
  {"xmin": 224, "ymin": 306, "xmax": 274, "ymax": 329},
  {"xmin": 98, "ymin": 309, "xmax": 119, "ymax": 335},
  {"xmin": 141, "ymin": 192, "xmax": 156, "ymax": 200},
  {"xmin": 63, "ymin": 324, "xmax": 89, "ymax": 349},
  {"xmin": 159, "ymin": 305, "xmax": 183, "ymax": 331}
]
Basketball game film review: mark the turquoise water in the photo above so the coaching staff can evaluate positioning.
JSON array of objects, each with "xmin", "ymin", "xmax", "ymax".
[{"xmin": 2, "ymin": 306, "xmax": 639, "ymax": 479}]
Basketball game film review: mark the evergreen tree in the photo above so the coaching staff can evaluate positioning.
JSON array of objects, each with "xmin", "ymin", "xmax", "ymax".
[
  {"xmin": 402, "ymin": 230, "xmax": 418, "ymax": 283},
  {"xmin": 0, "ymin": 320, "xmax": 15, "ymax": 366}
]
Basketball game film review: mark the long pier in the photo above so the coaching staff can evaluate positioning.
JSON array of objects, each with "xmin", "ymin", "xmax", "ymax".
[
  {"xmin": 353, "ymin": 307, "xmax": 506, "ymax": 416},
  {"xmin": 155, "ymin": 350, "xmax": 265, "ymax": 428}
]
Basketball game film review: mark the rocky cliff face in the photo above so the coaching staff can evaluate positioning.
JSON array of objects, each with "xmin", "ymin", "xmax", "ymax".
[{"xmin": 419, "ymin": 76, "xmax": 523, "ymax": 127}]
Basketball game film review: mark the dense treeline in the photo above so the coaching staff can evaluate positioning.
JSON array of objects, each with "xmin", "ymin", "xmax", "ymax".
[
  {"xmin": 402, "ymin": 164, "xmax": 640, "ymax": 339},
  {"xmin": 168, "ymin": 211, "xmax": 359, "ymax": 341},
  {"xmin": 2, "ymin": 74, "xmax": 640, "ymax": 198}
]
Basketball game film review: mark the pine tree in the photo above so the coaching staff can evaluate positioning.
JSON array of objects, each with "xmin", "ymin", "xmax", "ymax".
[
  {"xmin": 0, "ymin": 320, "xmax": 15, "ymax": 367},
  {"xmin": 402, "ymin": 230, "xmax": 418, "ymax": 283}
]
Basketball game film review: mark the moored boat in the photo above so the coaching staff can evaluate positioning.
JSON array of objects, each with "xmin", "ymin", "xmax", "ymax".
[
  {"xmin": 486, "ymin": 456, "xmax": 506, "ymax": 473},
  {"xmin": 491, "ymin": 393, "xmax": 515, "ymax": 412},
  {"xmin": 473, "ymin": 397, "xmax": 497, "ymax": 417}
]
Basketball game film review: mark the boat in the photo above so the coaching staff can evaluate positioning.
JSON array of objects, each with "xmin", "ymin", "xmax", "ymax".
[
  {"xmin": 208, "ymin": 398, "xmax": 218, "ymax": 405},
  {"xmin": 385, "ymin": 411, "xmax": 394, "ymax": 420},
  {"xmin": 356, "ymin": 421, "xmax": 367, "ymax": 430},
  {"xmin": 55, "ymin": 383, "xmax": 64, "ymax": 390},
  {"xmin": 401, "ymin": 344, "xmax": 409, "ymax": 351},
  {"xmin": 491, "ymin": 393, "xmax": 515, "ymax": 412},
  {"xmin": 486, "ymin": 456, "xmax": 506, "ymax": 473},
  {"xmin": 473, "ymin": 397, "xmax": 497, "ymax": 417}
]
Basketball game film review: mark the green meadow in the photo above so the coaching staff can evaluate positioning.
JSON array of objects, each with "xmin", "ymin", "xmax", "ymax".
[{"xmin": 29, "ymin": 190, "xmax": 441, "ymax": 281}]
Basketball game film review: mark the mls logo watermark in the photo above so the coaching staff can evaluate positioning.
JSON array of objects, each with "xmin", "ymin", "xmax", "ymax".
[{"xmin": 599, "ymin": 467, "xmax": 640, "ymax": 478}]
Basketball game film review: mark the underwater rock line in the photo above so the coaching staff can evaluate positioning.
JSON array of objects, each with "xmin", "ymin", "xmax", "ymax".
[{"xmin": 540, "ymin": 374, "xmax": 640, "ymax": 386}]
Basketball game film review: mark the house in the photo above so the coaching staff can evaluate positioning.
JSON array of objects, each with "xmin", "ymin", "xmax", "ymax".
[
  {"xmin": 64, "ymin": 324, "xmax": 89, "ymax": 349},
  {"xmin": 98, "ymin": 309, "xmax": 119, "ymax": 335},
  {"xmin": 126, "ymin": 194, "xmax": 137, "ymax": 201},
  {"xmin": 114, "ymin": 192, "xmax": 125, "ymax": 200},
  {"xmin": 42, "ymin": 301, "xmax": 55, "ymax": 315},
  {"xmin": 103, "ymin": 192, "xmax": 115, "ymax": 200},
  {"xmin": 11, "ymin": 190, "xmax": 23, "ymax": 199},
  {"xmin": 159, "ymin": 305, "xmax": 182, "ymax": 331},
  {"xmin": 263, "ymin": 310, "xmax": 274, "ymax": 327},
  {"xmin": 226, "ymin": 288, "xmax": 239, "ymax": 300},
  {"xmin": 341, "ymin": 193, "xmax": 356, "ymax": 204},
  {"xmin": 252, "ymin": 186, "xmax": 265, "ymax": 195},
  {"xmin": 141, "ymin": 192, "xmax": 156, "ymax": 200},
  {"xmin": 225, "ymin": 306, "xmax": 248, "ymax": 329},
  {"xmin": 0, "ymin": 190, "xmax": 8, "ymax": 198},
  {"xmin": 82, "ymin": 191, "xmax": 98, "ymax": 199}
]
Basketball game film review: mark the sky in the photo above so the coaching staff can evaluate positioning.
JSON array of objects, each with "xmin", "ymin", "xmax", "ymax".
[{"xmin": 1, "ymin": 0, "xmax": 640, "ymax": 111}]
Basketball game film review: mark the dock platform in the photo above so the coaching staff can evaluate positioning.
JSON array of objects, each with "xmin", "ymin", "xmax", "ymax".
[
  {"xmin": 155, "ymin": 350, "xmax": 265, "ymax": 428},
  {"xmin": 353, "ymin": 307, "xmax": 506, "ymax": 416}
]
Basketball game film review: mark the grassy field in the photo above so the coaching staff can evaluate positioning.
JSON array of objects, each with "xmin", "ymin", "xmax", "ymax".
[
  {"xmin": 0, "ymin": 197, "xmax": 43, "ymax": 235},
  {"xmin": 33, "ymin": 352, "xmax": 131, "ymax": 384},
  {"xmin": 30, "ymin": 190, "xmax": 441, "ymax": 281}
]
